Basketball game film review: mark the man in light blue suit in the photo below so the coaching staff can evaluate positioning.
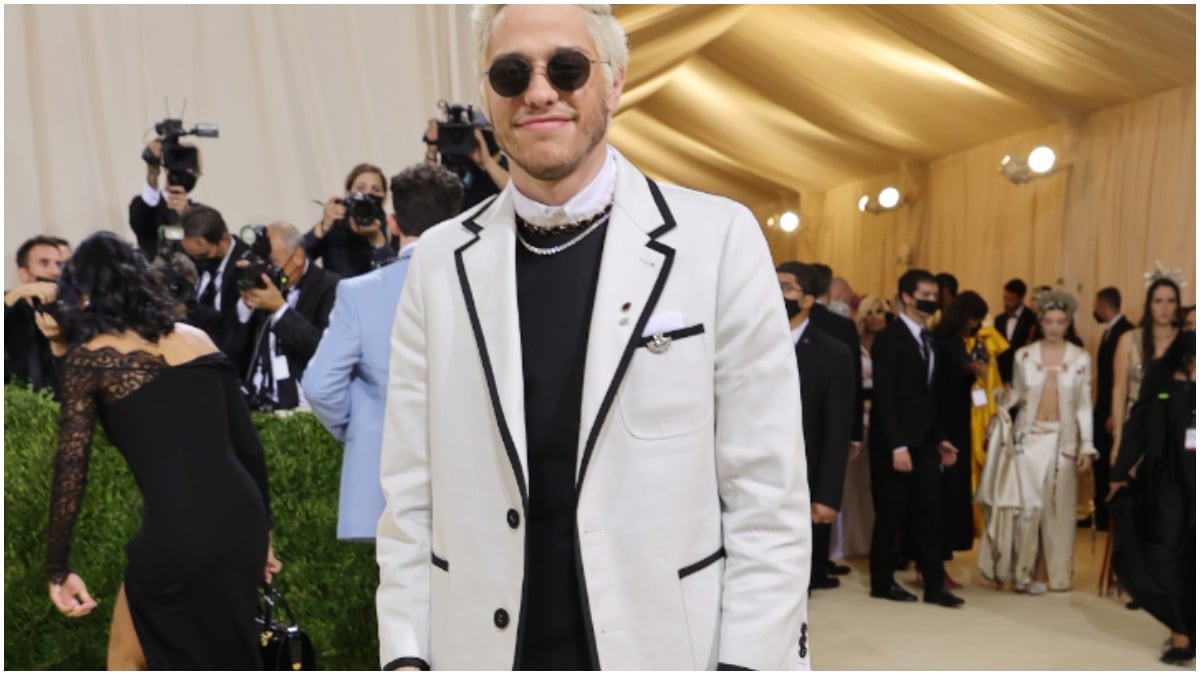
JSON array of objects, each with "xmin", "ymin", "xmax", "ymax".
[{"xmin": 303, "ymin": 162, "xmax": 464, "ymax": 541}]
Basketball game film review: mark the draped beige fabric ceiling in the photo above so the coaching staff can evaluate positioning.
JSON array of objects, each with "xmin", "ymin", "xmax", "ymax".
[{"xmin": 608, "ymin": 4, "xmax": 1197, "ymax": 213}]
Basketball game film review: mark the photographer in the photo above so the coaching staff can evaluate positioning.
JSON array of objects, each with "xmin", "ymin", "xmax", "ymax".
[
  {"xmin": 151, "ymin": 251, "xmax": 223, "ymax": 345},
  {"xmin": 304, "ymin": 164, "xmax": 395, "ymax": 279},
  {"xmin": 4, "ymin": 235, "xmax": 68, "ymax": 397},
  {"xmin": 233, "ymin": 222, "xmax": 339, "ymax": 411},
  {"xmin": 129, "ymin": 139, "xmax": 199, "ymax": 262},
  {"xmin": 423, "ymin": 108, "xmax": 509, "ymax": 211},
  {"xmin": 178, "ymin": 204, "xmax": 250, "ymax": 362}
]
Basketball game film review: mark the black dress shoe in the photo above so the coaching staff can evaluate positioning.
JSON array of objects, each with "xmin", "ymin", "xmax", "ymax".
[
  {"xmin": 924, "ymin": 588, "xmax": 965, "ymax": 608},
  {"xmin": 870, "ymin": 583, "xmax": 917, "ymax": 602},
  {"xmin": 827, "ymin": 562, "xmax": 852, "ymax": 576},
  {"xmin": 1076, "ymin": 516, "xmax": 1093, "ymax": 528},
  {"xmin": 810, "ymin": 575, "xmax": 841, "ymax": 590},
  {"xmin": 1127, "ymin": 600, "xmax": 1142, "ymax": 610},
  {"xmin": 1161, "ymin": 643, "xmax": 1195, "ymax": 665}
]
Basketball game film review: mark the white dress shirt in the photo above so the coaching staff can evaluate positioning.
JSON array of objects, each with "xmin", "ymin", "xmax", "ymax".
[{"xmin": 511, "ymin": 146, "xmax": 618, "ymax": 227}]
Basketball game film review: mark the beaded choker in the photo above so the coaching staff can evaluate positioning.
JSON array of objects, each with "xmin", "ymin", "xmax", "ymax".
[{"xmin": 515, "ymin": 202, "xmax": 613, "ymax": 236}]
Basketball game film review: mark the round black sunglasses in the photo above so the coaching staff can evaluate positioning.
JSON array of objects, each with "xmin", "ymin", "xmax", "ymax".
[{"xmin": 486, "ymin": 50, "xmax": 609, "ymax": 98}]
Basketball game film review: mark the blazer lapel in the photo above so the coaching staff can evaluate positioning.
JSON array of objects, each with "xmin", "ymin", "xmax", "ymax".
[
  {"xmin": 455, "ymin": 193, "xmax": 530, "ymax": 506},
  {"xmin": 576, "ymin": 155, "xmax": 676, "ymax": 490}
]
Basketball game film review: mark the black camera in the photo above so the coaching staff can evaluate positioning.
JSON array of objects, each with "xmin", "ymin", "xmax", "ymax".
[
  {"xmin": 436, "ymin": 101, "xmax": 498, "ymax": 172},
  {"xmin": 141, "ymin": 116, "xmax": 219, "ymax": 190},
  {"xmin": 30, "ymin": 295, "xmax": 69, "ymax": 326},
  {"xmin": 341, "ymin": 191, "xmax": 386, "ymax": 227},
  {"xmin": 236, "ymin": 225, "xmax": 288, "ymax": 292}
]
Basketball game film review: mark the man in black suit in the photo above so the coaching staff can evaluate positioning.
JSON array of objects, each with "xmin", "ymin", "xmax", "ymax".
[
  {"xmin": 4, "ymin": 235, "xmax": 68, "ymax": 398},
  {"xmin": 179, "ymin": 204, "xmax": 250, "ymax": 363},
  {"xmin": 778, "ymin": 262, "xmax": 854, "ymax": 592},
  {"xmin": 1086, "ymin": 286, "xmax": 1134, "ymax": 530},
  {"xmin": 807, "ymin": 263, "xmax": 864, "ymax": 576},
  {"xmin": 232, "ymin": 222, "xmax": 339, "ymax": 411},
  {"xmin": 130, "ymin": 139, "xmax": 199, "ymax": 261},
  {"xmin": 868, "ymin": 268, "xmax": 964, "ymax": 608},
  {"xmin": 996, "ymin": 278, "xmax": 1036, "ymax": 384}
]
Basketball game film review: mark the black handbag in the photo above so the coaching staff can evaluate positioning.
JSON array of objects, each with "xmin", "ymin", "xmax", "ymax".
[{"xmin": 255, "ymin": 582, "xmax": 317, "ymax": 670}]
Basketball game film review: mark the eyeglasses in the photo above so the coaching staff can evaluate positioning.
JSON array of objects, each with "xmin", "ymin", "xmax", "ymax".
[{"xmin": 486, "ymin": 50, "xmax": 608, "ymax": 98}]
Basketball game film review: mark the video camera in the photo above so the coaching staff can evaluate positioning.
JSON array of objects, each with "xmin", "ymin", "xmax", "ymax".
[
  {"xmin": 236, "ymin": 225, "xmax": 288, "ymax": 292},
  {"xmin": 156, "ymin": 224, "xmax": 184, "ymax": 260},
  {"xmin": 341, "ymin": 191, "xmax": 386, "ymax": 227},
  {"xmin": 142, "ymin": 116, "xmax": 219, "ymax": 191},
  {"xmin": 436, "ymin": 101, "xmax": 498, "ymax": 174}
]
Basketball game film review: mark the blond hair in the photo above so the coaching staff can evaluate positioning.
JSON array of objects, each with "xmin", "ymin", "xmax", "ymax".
[
  {"xmin": 472, "ymin": 4, "xmax": 629, "ymax": 96},
  {"xmin": 855, "ymin": 294, "xmax": 891, "ymax": 337}
]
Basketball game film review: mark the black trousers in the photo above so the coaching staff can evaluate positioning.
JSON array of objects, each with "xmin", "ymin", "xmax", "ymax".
[
  {"xmin": 869, "ymin": 445, "xmax": 944, "ymax": 594},
  {"xmin": 810, "ymin": 523, "xmax": 832, "ymax": 585},
  {"xmin": 1092, "ymin": 424, "xmax": 1113, "ymax": 527}
]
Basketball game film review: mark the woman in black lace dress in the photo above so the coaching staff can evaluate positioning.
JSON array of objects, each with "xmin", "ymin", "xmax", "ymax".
[{"xmin": 44, "ymin": 232, "xmax": 280, "ymax": 669}]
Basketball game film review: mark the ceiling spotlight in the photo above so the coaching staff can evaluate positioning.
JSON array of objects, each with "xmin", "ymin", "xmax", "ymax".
[
  {"xmin": 878, "ymin": 187, "xmax": 901, "ymax": 209},
  {"xmin": 999, "ymin": 146, "xmax": 1062, "ymax": 184},
  {"xmin": 780, "ymin": 211, "xmax": 800, "ymax": 233},
  {"xmin": 857, "ymin": 195, "xmax": 870, "ymax": 212},
  {"xmin": 767, "ymin": 216, "xmax": 776, "ymax": 228},
  {"xmin": 1028, "ymin": 146, "xmax": 1056, "ymax": 174}
]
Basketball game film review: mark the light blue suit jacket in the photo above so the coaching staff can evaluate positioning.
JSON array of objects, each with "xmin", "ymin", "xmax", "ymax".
[{"xmin": 302, "ymin": 246, "xmax": 413, "ymax": 540}]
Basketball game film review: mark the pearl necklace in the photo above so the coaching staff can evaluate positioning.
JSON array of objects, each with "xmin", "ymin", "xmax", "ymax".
[{"xmin": 516, "ymin": 211, "xmax": 611, "ymax": 256}]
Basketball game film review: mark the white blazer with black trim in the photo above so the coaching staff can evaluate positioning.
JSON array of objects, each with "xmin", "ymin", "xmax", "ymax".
[{"xmin": 376, "ymin": 148, "xmax": 811, "ymax": 670}]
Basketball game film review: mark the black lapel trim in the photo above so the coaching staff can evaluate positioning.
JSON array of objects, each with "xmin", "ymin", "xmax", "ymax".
[
  {"xmin": 460, "ymin": 195, "xmax": 497, "ymax": 235},
  {"xmin": 454, "ymin": 228, "xmax": 529, "ymax": 511},
  {"xmin": 430, "ymin": 551, "xmax": 448, "ymax": 571},
  {"xmin": 678, "ymin": 546, "xmax": 726, "ymax": 579},
  {"xmin": 575, "ymin": 176, "xmax": 677, "ymax": 494},
  {"xmin": 573, "ymin": 530, "xmax": 601, "ymax": 669}
]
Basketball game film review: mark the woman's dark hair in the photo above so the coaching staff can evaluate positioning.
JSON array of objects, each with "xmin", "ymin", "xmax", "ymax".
[
  {"xmin": 56, "ymin": 232, "xmax": 177, "ymax": 345},
  {"xmin": 1140, "ymin": 278, "xmax": 1181, "ymax": 363},
  {"xmin": 344, "ymin": 163, "xmax": 388, "ymax": 196},
  {"xmin": 933, "ymin": 290, "xmax": 988, "ymax": 339}
]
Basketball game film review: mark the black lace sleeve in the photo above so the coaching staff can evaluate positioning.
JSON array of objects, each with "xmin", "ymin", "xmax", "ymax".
[
  {"xmin": 222, "ymin": 364, "xmax": 273, "ymax": 528},
  {"xmin": 45, "ymin": 349, "xmax": 101, "ymax": 584}
]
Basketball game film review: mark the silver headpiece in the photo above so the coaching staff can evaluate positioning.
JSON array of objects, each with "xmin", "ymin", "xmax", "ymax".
[{"xmin": 1035, "ymin": 288, "xmax": 1078, "ymax": 318}]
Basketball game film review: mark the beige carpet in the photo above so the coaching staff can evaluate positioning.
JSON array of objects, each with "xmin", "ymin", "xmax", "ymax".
[{"xmin": 810, "ymin": 529, "xmax": 1183, "ymax": 670}]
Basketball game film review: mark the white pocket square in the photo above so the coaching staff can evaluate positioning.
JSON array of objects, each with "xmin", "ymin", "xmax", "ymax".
[{"xmin": 642, "ymin": 311, "xmax": 684, "ymax": 337}]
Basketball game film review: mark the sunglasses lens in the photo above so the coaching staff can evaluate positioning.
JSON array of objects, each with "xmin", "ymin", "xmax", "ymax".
[
  {"xmin": 488, "ymin": 57, "xmax": 532, "ymax": 97},
  {"xmin": 547, "ymin": 51, "xmax": 592, "ymax": 91}
]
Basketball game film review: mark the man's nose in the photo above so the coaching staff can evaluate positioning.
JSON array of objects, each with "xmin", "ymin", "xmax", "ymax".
[{"xmin": 523, "ymin": 66, "xmax": 560, "ymax": 107}]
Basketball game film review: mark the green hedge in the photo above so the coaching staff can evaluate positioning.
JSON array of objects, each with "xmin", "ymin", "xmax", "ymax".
[{"xmin": 4, "ymin": 384, "xmax": 380, "ymax": 670}]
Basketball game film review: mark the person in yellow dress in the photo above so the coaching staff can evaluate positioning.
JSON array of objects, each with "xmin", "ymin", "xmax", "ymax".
[{"xmin": 968, "ymin": 321, "xmax": 1009, "ymax": 532}]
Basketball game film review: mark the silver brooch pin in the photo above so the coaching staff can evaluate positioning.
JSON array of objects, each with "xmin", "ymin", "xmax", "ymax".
[{"xmin": 647, "ymin": 333, "xmax": 671, "ymax": 354}]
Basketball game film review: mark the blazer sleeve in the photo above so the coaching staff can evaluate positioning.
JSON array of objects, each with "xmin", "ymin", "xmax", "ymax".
[
  {"xmin": 377, "ymin": 251, "xmax": 433, "ymax": 670},
  {"xmin": 813, "ymin": 339, "xmax": 853, "ymax": 509},
  {"xmin": 711, "ymin": 204, "xmax": 809, "ymax": 670},
  {"xmin": 870, "ymin": 330, "xmax": 904, "ymax": 453},
  {"xmin": 301, "ymin": 281, "xmax": 359, "ymax": 443},
  {"xmin": 1074, "ymin": 352, "xmax": 1098, "ymax": 456},
  {"xmin": 128, "ymin": 193, "xmax": 162, "ymax": 259}
]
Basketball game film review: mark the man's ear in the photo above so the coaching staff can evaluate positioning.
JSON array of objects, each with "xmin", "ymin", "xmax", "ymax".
[{"xmin": 605, "ymin": 64, "xmax": 626, "ymax": 116}]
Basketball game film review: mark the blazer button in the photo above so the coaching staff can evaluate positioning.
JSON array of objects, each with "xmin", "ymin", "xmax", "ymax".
[
  {"xmin": 494, "ymin": 608, "xmax": 510, "ymax": 629},
  {"xmin": 506, "ymin": 509, "xmax": 520, "ymax": 529}
]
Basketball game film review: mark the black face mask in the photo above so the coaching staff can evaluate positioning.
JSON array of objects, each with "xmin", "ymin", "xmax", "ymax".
[
  {"xmin": 192, "ymin": 255, "xmax": 221, "ymax": 276},
  {"xmin": 1093, "ymin": 311, "xmax": 1105, "ymax": 324},
  {"xmin": 784, "ymin": 298, "xmax": 802, "ymax": 320},
  {"xmin": 914, "ymin": 299, "xmax": 939, "ymax": 315}
]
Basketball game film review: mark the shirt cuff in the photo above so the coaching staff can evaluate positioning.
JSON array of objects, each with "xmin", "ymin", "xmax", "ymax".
[
  {"xmin": 893, "ymin": 446, "xmax": 908, "ymax": 454},
  {"xmin": 237, "ymin": 299, "xmax": 254, "ymax": 324},
  {"xmin": 141, "ymin": 183, "xmax": 162, "ymax": 207},
  {"xmin": 270, "ymin": 304, "xmax": 289, "ymax": 326}
]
